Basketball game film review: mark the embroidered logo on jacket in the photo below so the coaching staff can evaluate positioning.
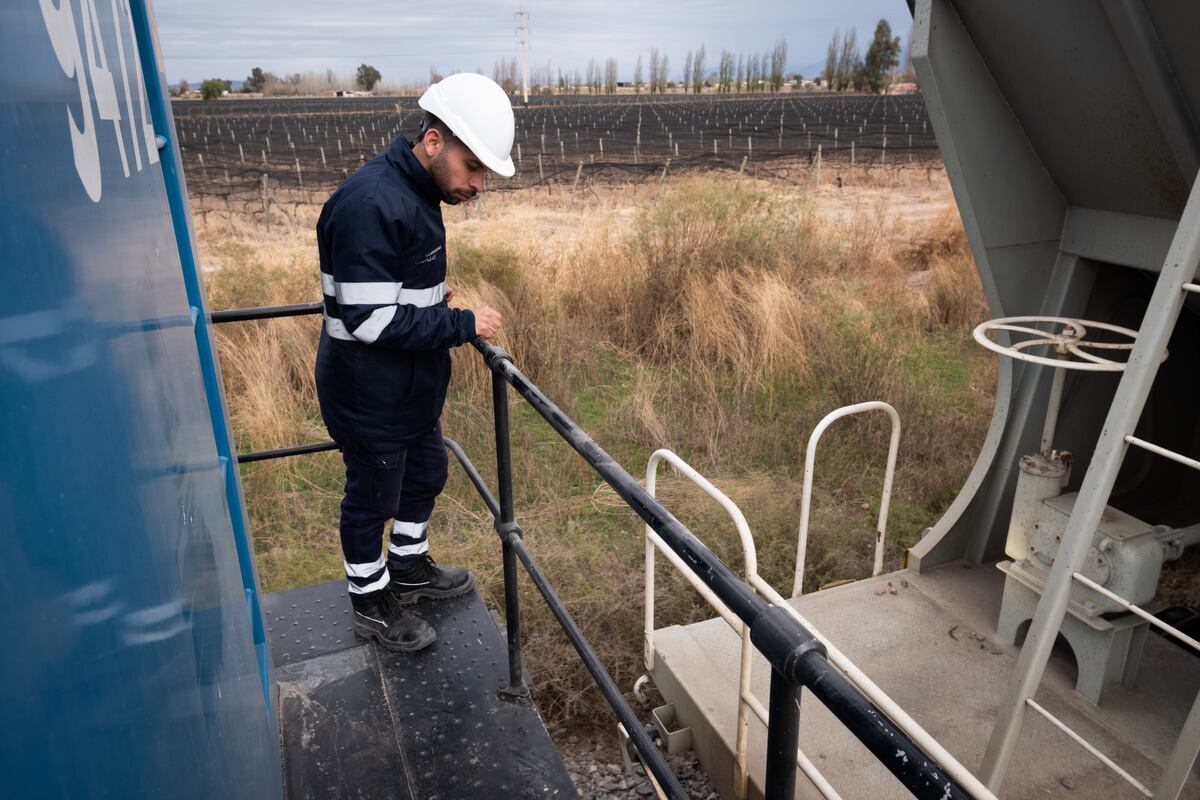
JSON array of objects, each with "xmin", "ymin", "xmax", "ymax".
[{"xmin": 418, "ymin": 245, "xmax": 443, "ymax": 264}]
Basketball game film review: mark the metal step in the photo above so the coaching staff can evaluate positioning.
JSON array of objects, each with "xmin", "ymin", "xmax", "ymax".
[{"xmin": 265, "ymin": 580, "xmax": 576, "ymax": 799}]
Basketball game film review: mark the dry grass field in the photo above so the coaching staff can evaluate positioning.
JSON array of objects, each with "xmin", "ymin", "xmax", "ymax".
[{"xmin": 197, "ymin": 167, "xmax": 998, "ymax": 728}]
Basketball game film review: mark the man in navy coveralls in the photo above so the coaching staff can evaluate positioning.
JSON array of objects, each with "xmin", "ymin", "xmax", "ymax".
[{"xmin": 316, "ymin": 74, "xmax": 514, "ymax": 651}]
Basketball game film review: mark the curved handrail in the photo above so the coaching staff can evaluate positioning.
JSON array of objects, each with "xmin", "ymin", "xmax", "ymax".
[
  {"xmin": 645, "ymin": 449, "xmax": 768, "ymax": 799},
  {"xmin": 793, "ymin": 401, "xmax": 901, "ymax": 598},
  {"xmin": 642, "ymin": 446, "xmax": 994, "ymax": 800},
  {"xmin": 645, "ymin": 449, "xmax": 757, "ymax": 670}
]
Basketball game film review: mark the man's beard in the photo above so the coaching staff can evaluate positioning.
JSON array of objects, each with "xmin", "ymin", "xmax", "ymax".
[{"xmin": 429, "ymin": 152, "xmax": 461, "ymax": 204}]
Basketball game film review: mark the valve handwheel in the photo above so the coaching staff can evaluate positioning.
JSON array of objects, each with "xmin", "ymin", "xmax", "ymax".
[
  {"xmin": 972, "ymin": 316, "xmax": 1165, "ymax": 454},
  {"xmin": 972, "ymin": 316, "xmax": 1158, "ymax": 372}
]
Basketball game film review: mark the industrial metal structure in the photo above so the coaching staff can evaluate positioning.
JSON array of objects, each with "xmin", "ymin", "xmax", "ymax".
[
  {"xmin": 1, "ymin": 2, "xmax": 979, "ymax": 799},
  {"xmin": 911, "ymin": 1, "xmax": 1200, "ymax": 794},
  {"xmin": 5, "ymin": 0, "xmax": 1199, "ymax": 798},
  {"xmin": 649, "ymin": 1, "xmax": 1199, "ymax": 797}
]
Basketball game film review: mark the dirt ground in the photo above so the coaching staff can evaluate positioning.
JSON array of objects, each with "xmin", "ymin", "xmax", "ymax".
[
  {"xmin": 440, "ymin": 164, "xmax": 957, "ymax": 258},
  {"xmin": 804, "ymin": 170, "xmax": 955, "ymax": 228}
]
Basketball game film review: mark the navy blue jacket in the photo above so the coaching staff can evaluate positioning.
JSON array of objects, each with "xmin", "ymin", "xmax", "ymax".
[{"xmin": 315, "ymin": 137, "xmax": 476, "ymax": 454}]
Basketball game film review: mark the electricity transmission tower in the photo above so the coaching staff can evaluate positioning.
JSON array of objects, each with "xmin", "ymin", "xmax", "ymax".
[{"xmin": 516, "ymin": 7, "xmax": 529, "ymax": 104}]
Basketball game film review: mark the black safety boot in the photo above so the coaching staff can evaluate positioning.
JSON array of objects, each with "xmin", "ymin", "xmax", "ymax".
[
  {"xmin": 350, "ymin": 588, "xmax": 436, "ymax": 652},
  {"xmin": 387, "ymin": 554, "xmax": 477, "ymax": 605}
]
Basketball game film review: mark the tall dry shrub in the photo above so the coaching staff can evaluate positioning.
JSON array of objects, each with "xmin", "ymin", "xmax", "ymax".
[
  {"xmin": 905, "ymin": 209, "xmax": 988, "ymax": 328},
  {"xmin": 612, "ymin": 179, "xmax": 805, "ymax": 357},
  {"xmin": 206, "ymin": 256, "xmax": 323, "ymax": 448}
]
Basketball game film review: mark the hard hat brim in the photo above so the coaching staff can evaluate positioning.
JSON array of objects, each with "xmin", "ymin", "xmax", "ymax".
[{"xmin": 487, "ymin": 155, "xmax": 516, "ymax": 178}]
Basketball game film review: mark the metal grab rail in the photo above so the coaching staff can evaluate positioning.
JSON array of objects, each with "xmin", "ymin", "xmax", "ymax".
[
  {"xmin": 793, "ymin": 401, "xmax": 901, "ymax": 597},
  {"xmin": 208, "ymin": 300, "xmax": 691, "ymax": 795},
  {"xmin": 445, "ymin": 436, "xmax": 690, "ymax": 796},
  {"xmin": 471, "ymin": 339, "xmax": 974, "ymax": 800},
  {"xmin": 642, "ymin": 452, "xmax": 996, "ymax": 800},
  {"xmin": 211, "ymin": 301, "xmax": 323, "ymax": 323},
  {"xmin": 643, "ymin": 450, "xmax": 839, "ymax": 799},
  {"xmin": 237, "ymin": 441, "xmax": 337, "ymax": 464},
  {"xmin": 1023, "ymin": 698, "xmax": 1153, "ymax": 797},
  {"xmin": 211, "ymin": 301, "xmax": 335, "ymax": 464}
]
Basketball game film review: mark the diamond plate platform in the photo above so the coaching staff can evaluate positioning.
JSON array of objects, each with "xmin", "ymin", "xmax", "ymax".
[{"xmin": 265, "ymin": 580, "xmax": 576, "ymax": 799}]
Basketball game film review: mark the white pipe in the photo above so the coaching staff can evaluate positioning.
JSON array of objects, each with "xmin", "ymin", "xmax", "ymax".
[
  {"xmin": 644, "ymin": 447, "xmax": 994, "ymax": 799},
  {"xmin": 735, "ymin": 630, "xmax": 753, "ymax": 799},
  {"xmin": 794, "ymin": 402, "xmax": 901, "ymax": 597},
  {"xmin": 645, "ymin": 449, "xmax": 759, "ymax": 800},
  {"xmin": 644, "ymin": 533, "xmax": 656, "ymax": 671},
  {"xmin": 1072, "ymin": 572, "xmax": 1200, "ymax": 654},
  {"xmin": 1040, "ymin": 367, "xmax": 1066, "ymax": 453},
  {"xmin": 1024, "ymin": 699, "xmax": 1152, "ymax": 797},
  {"xmin": 646, "ymin": 528, "xmax": 742, "ymax": 633},
  {"xmin": 1124, "ymin": 434, "xmax": 1200, "ymax": 471},
  {"xmin": 646, "ymin": 450, "xmax": 759, "ymax": 577}
]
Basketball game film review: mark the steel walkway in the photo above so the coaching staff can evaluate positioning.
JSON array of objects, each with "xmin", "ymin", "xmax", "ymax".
[{"xmin": 266, "ymin": 580, "xmax": 576, "ymax": 800}]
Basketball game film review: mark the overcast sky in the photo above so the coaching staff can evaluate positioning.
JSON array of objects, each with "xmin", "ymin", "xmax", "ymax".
[{"xmin": 154, "ymin": 0, "xmax": 911, "ymax": 86}]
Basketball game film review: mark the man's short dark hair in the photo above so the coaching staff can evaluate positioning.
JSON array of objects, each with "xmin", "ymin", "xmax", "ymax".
[{"xmin": 418, "ymin": 112, "xmax": 457, "ymax": 145}]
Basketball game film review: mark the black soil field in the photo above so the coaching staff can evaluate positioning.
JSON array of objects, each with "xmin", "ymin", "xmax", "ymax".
[{"xmin": 172, "ymin": 92, "xmax": 940, "ymax": 198}]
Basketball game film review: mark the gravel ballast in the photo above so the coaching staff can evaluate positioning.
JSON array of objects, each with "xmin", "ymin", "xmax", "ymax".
[{"xmin": 561, "ymin": 749, "xmax": 718, "ymax": 799}]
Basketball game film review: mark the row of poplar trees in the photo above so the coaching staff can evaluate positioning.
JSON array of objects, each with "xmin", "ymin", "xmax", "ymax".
[
  {"xmin": 495, "ymin": 40, "xmax": 790, "ymax": 96},
  {"xmin": 823, "ymin": 21, "xmax": 902, "ymax": 93},
  {"xmin": 490, "ymin": 19, "xmax": 903, "ymax": 97}
]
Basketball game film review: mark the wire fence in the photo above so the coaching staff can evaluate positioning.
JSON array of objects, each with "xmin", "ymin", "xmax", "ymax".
[{"xmin": 174, "ymin": 92, "xmax": 943, "ymax": 201}]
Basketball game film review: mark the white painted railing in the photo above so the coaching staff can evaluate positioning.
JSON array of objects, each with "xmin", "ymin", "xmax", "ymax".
[
  {"xmin": 643, "ymin": 449, "xmax": 839, "ymax": 799},
  {"xmin": 1010, "ymin": 568, "xmax": 1200, "ymax": 800},
  {"xmin": 793, "ymin": 401, "xmax": 901, "ymax": 597},
  {"xmin": 1064, "ymin": 572, "xmax": 1200, "ymax": 799},
  {"xmin": 642, "ymin": 443, "xmax": 997, "ymax": 800}
]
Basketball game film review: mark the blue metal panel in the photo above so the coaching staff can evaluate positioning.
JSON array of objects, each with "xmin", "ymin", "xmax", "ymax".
[
  {"xmin": 126, "ymin": 0, "xmax": 275, "ymax": 719},
  {"xmin": 0, "ymin": 2, "xmax": 280, "ymax": 798}
]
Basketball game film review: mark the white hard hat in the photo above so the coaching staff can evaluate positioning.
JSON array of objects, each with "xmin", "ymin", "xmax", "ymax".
[{"xmin": 419, "ymin": 73, "xmax": 516, "ymax": 177}]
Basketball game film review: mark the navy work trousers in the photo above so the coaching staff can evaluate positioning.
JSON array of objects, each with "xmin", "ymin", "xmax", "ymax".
[{"xmin": 339, "ymin": 424, "xmax": 448, "ymax": 595}]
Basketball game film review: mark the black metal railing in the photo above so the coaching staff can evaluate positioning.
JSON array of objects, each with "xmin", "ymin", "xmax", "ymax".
[
  {"xmin": 211, "ymin": 301, "xmax": 324, "ymax": 323},
  {"xmin": 211, "ymin": 302, "xmax": 336, "ymax": 464},
  {"xmin": 468, "ymin": 339, "xmax": 970, "ymax": 800},
  {"xmin": 212, "ymin": 301, "xmax": 973, "ymax": 800}
]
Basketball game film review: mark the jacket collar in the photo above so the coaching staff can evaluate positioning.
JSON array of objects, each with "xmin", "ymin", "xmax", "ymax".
[{"xmin": 386, "ymin": 136, "xmax": 447, "ymax": 207}]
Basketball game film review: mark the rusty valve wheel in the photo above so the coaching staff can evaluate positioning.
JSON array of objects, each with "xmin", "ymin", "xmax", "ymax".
[{"xmin": 971, "ymin": 316, "xmax": 1160, "ymax": 372}]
